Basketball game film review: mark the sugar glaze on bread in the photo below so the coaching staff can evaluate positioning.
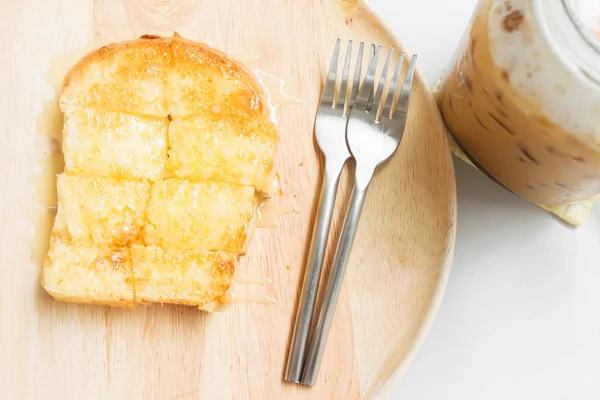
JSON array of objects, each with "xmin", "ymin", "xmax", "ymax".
[{"xmin": 42, "ymin": 34, "xmax": 278, "ymax": 311}]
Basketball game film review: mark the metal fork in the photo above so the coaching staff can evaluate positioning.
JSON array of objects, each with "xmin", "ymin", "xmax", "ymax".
[
  {"xmin": 300, "ymin": 46, "xmax": 418, "ymax": 386},
  {"xmin": 285, "ymin": 39, "xmax": 374, "ymax": 383}
]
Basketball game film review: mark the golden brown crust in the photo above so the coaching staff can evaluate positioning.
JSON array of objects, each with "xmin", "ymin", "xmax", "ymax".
[
  {"xmin": 59, "ymin": 34, "xmax": 271, "ymax": 120},
  {"xmin": 59, "ymin": 36, "xmax": 172, "ymax": 116},
  {"xmin": 167, "ymin": 35, "xmax": 270, "ymax": 119}
]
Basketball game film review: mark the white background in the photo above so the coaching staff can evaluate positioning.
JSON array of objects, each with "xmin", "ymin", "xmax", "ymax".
[{"xmin": 365, "ymin": 1, "xmax": 600, "ymax": 399}]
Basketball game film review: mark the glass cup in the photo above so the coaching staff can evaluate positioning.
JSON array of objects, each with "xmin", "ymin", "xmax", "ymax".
[{"xmin": 438, "ymin": 0, "xmax": 600, "ymax": 205}]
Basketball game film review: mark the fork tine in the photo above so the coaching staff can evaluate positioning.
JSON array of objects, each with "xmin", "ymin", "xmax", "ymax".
[
  {"xmin": 366, "ymin": 44, "xmax": 376, "ymax": 108},
  {"xmin": 383, "ymin": 51, "xmax": 405, "ymax": 118},
  {"xmin": 355, "ymin": 45, "xmax": 382, "ymax": 110},
  {"xmin": 393, "ymin": 54, "xmax": 417, "ymax": 118},
  {"xmin": 322, "ymin": 39, "xmax": 341, "ymax": 106},
  {"xmin": 371, "ymin": 48, "xmax": 393, "ymax": 114},
  {"xmin": 339, "ymin": 41, "xmax": 353, "ymax": 113},
  {"xmin": 349, "ymin": 42, "xmax": 364, "ymax": 109}
]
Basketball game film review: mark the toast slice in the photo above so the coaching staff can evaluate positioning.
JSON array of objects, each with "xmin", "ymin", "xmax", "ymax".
[{"xmin": 43, "ymin": 34, "xmax": 278, "ymax": 310}]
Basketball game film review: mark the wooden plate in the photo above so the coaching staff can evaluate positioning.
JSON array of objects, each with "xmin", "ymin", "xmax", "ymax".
[{"xmin": 0, "ymin": 0, "xmax": 456, "ymax": 398}]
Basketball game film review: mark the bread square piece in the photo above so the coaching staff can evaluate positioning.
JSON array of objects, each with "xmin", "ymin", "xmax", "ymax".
[
  {"xmin": 53, "ymin": 174, "xmax": 151, "ymax": 247},
  {"xmin": 42, "ymin": 238, "xmax": 135, "ymax": 307},
  {"xmin": 59, "ymin": 37, "xmax": 171, "ymax": 117},
  {"xmin": 144, "ymin": 179, "xmax": 257, "ymax": 253},
  {"xmin": 132, "ymin": 245, "xmax": 235, "ymax": 311},
  {"xmin": 167, "ymin": 36, "xmax": 267, "ymax": 119},
  {"xmin": 62, "ymin": 108, "xmax": 168, "ymax": 181},
  {"xmin": 167, "ymin": 116, "xmax": 277, "ymax": 192}
]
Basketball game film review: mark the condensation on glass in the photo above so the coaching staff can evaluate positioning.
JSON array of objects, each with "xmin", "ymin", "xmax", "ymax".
[{"xmin": 438, "ymin": 0, "xmax": 600, "ymax": 205}]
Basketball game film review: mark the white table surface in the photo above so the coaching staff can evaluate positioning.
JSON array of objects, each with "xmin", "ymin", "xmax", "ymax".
[{"xmin": 365, "ymin": 1, "xmax": 600, "ymax": 399}]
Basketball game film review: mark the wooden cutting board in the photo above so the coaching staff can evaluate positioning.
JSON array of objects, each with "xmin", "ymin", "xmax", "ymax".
[{"xmin": 0, "ymin": 0, "xmax": 456, "ymax": 398}]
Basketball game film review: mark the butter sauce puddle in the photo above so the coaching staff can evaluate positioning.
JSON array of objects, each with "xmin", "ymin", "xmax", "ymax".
[
  {"xmin": 215, "ymin": 279, "xmax": 277, "ymax": 312},
  {"xmin": 228, "ymin": 53, "xmax": 262, "ymax": 65},
  {"xmin": 227, "ymin": 52, "xmax": 301, "ymax": 229},
  {"xmin": 228, "ymin": 52, "xmax": 302, "ymax": 108},
  {"xmin": 28, "ymin": 153, "xmax": 64, "ymax": 265},
  {"xmin": 257, "ymin": 193, "xmax": 299, "ymax": 228},
  {"xmin": 254, "ymin": 70, "xmax": 302, "ymax": 109},
  {"xmin": 30, "ymin": 43, "xmax": 98, "ymax": 265}
]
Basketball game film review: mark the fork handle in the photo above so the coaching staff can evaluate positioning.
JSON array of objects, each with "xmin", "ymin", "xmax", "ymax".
[
  {"xmin": 300, "ymin": 181, "xmax": 368, "ymax": 386},
  {"xmin": 285, "ymin": 160, "xmax": 345, "ymax": 383}
]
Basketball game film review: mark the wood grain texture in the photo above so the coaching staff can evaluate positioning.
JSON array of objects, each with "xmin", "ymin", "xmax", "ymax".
[{"xmin": 0, "ymin": 0, "xmax": 456, "ymax": 398}]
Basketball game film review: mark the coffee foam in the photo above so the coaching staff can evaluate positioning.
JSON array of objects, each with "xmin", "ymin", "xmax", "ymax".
[{"xmin": 487, "ymin": 0, "xmax": 600, "ymax": 146}]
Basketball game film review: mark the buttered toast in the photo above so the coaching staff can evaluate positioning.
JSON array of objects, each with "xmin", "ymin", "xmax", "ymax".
[{"xmin": 42, "ymin": 34, "xmax": 278, "ymax": 311}]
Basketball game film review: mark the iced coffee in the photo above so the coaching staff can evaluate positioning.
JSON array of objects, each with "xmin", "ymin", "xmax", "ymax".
[{"xmin": 438, "ymin": 0, "xmax": 600, "ymax": 205}]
